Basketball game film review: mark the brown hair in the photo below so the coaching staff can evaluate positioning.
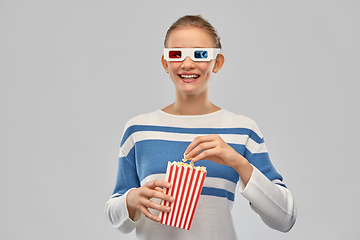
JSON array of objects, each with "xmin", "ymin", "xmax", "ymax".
[{"xmin": 164, "ymin": 15, "xmax": 222, "ymax": 49}]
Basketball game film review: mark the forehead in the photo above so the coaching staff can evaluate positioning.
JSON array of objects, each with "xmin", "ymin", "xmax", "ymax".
[{"xmin": 166, "ymin": 27, "xmax": 214, "ymax": 48}]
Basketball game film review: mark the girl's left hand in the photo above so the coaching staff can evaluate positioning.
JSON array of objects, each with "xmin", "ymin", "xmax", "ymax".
[
  {"xmin": 184, "ymin": 134, "xmax": 245, "ymax": 168},
  {"xmin": 184, "ymin": 134, "xmax": 253, "ymax": 185}
]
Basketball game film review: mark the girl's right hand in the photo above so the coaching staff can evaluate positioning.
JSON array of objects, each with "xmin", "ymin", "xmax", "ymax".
[{"xmin": 126, "ymin": 180, "xmax": 174, "ymax": 222}]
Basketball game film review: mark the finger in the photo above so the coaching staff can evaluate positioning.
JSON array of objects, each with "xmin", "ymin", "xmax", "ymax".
[
  {"xmin": 139, "ymin": 199, "xmax": 172, "ymax": 220},
  {"xmin": 138, "ymin": 204, "xmax": 161, "ymax": 222},
  {"xmin": 145, "ymin": 180, "xmax": 171, "ymax": 189},
  {"xmin": 155, "ymin": 187, "xmax": 164, "ymax": 192},
  {"xmin": 185, "ymin": 135, "xmax": 208, "ymax": 155},
  {"xmin": 189, "ymin": 141, "xmax": 217, "ymax": 159},
  {"xmin": 185, "ymin": 135, "xmax": 216, "ymax": 157},
  {"xmin": 192, "ymin": 148, "xmax": 218, "ymax": 162},
  {"xmin": 140, "ymin": 186, "xmax": 174, "ymax": 203},
  {"xmin": 143, "ymin": 198, "xmax": 172, "ymax": 212}
]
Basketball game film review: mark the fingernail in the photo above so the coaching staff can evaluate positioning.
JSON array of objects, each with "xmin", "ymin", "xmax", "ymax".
[
  {"xmin": 170, "ymin": 197, "xmax": 174, "ymax": 202},
  {"xmin": 166, "ymin": 207, "xmax": 171, "ymax": 212}
]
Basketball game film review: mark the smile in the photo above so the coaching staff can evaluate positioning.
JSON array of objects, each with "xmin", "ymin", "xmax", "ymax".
[{"xmin": 179, "ymin": 74, "xmax": 200, "ymax": 80}]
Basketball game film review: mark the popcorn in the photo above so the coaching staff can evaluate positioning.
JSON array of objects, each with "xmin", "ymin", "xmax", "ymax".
[
  {"xmin": 182, "ymin": 153, "xmax": 193, "ymax": 162},
  {"xmin": 159, "ymin": 161, "xmax": 207, "ymax": 230},
  {"xmin": 182, "ymin": 153, "xmax": 195, "ymax": 168}
]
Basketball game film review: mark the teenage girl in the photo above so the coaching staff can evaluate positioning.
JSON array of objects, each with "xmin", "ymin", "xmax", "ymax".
[{"xmin": 105, "ymin": 15, "xmax": 296, "ymax": 240}]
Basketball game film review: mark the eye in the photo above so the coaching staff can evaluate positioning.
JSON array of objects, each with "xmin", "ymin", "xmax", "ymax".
[
  {"xmin": 194, "ymin": 50, "xmax": 208, "ymax": 59},
  {"xmin": 169, "ymin": 50, "xmax": 182, "ymax": 59}
]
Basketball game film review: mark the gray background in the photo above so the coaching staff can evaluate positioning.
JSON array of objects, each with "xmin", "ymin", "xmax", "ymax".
[{"xmin": 1, "ymin": 0, "xmax": 359, "ymax": 239}]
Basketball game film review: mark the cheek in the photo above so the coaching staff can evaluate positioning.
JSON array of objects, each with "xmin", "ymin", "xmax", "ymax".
[
  {"xmin": 167, "ymin": 63, "xmax": 178, "ymax": 79},
  {"xmin": 198, "ymin": 61, "xmax": 214, "ymax": 71},
  {"xmin": 168, "ymin": 62, "xmax": 180, "ymax": 72},
  {"xmin": 203, "ymin": 66, "xmax": 215, "ymax": 82},
  {"xmin": 170, "ymin": 72, "xmax": 178, "ymax": 81}
]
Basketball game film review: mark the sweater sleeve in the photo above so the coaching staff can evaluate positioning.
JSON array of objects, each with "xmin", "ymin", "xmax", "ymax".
[
  {"xmin": 239, "ymin": 166, "xmax": 296, "ymax": 232},
  {"xmin": 105, "ymin": 188, "xmax": 142, "ymax": 233},
  {"xmin": 104, "ymin": 133, "xmax": 142, "ymax": 233},
  {"xmin": 238, "ymin": 119, "xmax": 296, "ymax": 232}
]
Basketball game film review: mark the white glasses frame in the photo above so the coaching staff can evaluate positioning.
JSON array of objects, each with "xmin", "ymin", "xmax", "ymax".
[{"xmin": 164, "ymin": 48, "xmax": 221, "ymax": 62}]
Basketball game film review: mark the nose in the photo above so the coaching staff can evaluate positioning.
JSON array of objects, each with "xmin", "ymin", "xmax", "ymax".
[{"xmin": 181, "ymin": 56, "xmax": 195, "ymax": 69}]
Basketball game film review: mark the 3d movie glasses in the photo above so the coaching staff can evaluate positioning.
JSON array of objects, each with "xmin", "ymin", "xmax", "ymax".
[{"xmin": 164, "ymin": 48, "xmax": 221, "ymax": 62}]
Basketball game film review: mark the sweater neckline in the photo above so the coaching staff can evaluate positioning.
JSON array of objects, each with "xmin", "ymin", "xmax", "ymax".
[{"xmin": 158, "ymin": 109, "xmax": 225, "ymax": 118}]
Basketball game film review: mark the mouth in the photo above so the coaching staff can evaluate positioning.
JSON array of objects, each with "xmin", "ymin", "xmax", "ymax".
[{"xmin": 178, "ymin": 74, "xmax": 200, "ymax": 82}]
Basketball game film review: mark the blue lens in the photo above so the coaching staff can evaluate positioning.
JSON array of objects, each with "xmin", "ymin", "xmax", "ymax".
[{"xmin": 194, "ymin": 50, "xmax": 208, "ymax": 59}]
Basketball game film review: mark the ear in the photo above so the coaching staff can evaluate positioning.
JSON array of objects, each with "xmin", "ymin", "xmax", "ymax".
[
  {"xmin": 161, "ymin": 55, "xmax": 169, "ymax": 73},
  {"xmin": 212, "ymin": 54, "xmax": 225, "ymax": 73}
]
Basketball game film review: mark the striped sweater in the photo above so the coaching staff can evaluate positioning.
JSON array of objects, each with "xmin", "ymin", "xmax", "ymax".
[{"xmin": 105, "ymin": 109, "xmax": 296, "ymax": 239}]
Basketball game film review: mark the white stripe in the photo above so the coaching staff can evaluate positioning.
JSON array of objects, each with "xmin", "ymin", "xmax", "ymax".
[
  {"xmin": 121, "ymin": 131, "xmax": 264, "ymax": 156},
  {"xmin": 255, "ymin": 142, "xmax": 268, "ymax": 154},
  {"xmin": 141, "ymin": 174, "xmax": 166, "ymax": 185},
  {"xmin": 203, "ymin": 177, "xmax": 237, "ymax": 194},
  {"xmin": 245, "ymin": 137, "xmax": 258, "ymax": 153},
  {"xmin": 126, "ymin": 110, "xmax": 263, "ymax": 139},
  {"xmin": 200, "ymin": 194, "xmax": 235, "ymax": 210},
  {"xmin": 119, "ymin": 149, "xmax": 125, "ymax": 158}
]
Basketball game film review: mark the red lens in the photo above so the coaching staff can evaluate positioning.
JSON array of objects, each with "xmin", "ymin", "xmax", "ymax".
[{"xmin": 168, "ymin": 50, "xmax": 182, "ymax": 59}]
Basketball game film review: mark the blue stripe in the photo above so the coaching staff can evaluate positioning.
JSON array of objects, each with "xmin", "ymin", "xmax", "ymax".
[
  {"xmin": 111, "ymin": 194, "xmax": 122, "ymax": 199},
  {"xmin": 125, "ymin": 138, "xmax": 283, "ymax": 186},
  {"xmin": 121, "ymin": 125, "xmax": 263, "ymax": 146},
  {"xmin": 275, "ymin": 183, "xmax": 287, "ymax": 188},
  {"xmin": 134, "ymin": 140, "xmax": 240, "ymax": 184},
  {"xmin": 112, "ymin": 156, "xmax": 141, "ymax": 195},
  {"xmin": 248, "ymin": 152, "xmax": 283, "ymax": 182},
  {"xmin": 201, "ymin": 187, "xmax": 235, "ymax": 201}
]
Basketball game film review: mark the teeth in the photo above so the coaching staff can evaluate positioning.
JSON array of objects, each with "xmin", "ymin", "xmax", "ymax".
[{"xmin": 181, "ymin": 75, "xmax": 198, "ymax": 79}]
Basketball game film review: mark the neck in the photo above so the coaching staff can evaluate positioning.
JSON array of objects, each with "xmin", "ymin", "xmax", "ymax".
[{"xmin": 162, "ymin": 91, "xmax": 220, "ymax": 115}]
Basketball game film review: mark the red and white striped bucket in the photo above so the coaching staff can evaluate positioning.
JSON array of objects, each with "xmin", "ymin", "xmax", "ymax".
[{"xmin": 159, "ymin": 161, "xmax": 207, "ymax": 230}]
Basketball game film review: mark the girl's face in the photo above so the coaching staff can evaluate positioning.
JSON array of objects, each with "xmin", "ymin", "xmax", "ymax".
[{"xmin": 162, "ymin": 27, "xmax": 223, "ymax": 97}]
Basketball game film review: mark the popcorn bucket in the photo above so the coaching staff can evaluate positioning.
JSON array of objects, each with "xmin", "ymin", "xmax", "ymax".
[{"xmin": 159, "ymin": 161, "xmax": 207, "ymax": 230}]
